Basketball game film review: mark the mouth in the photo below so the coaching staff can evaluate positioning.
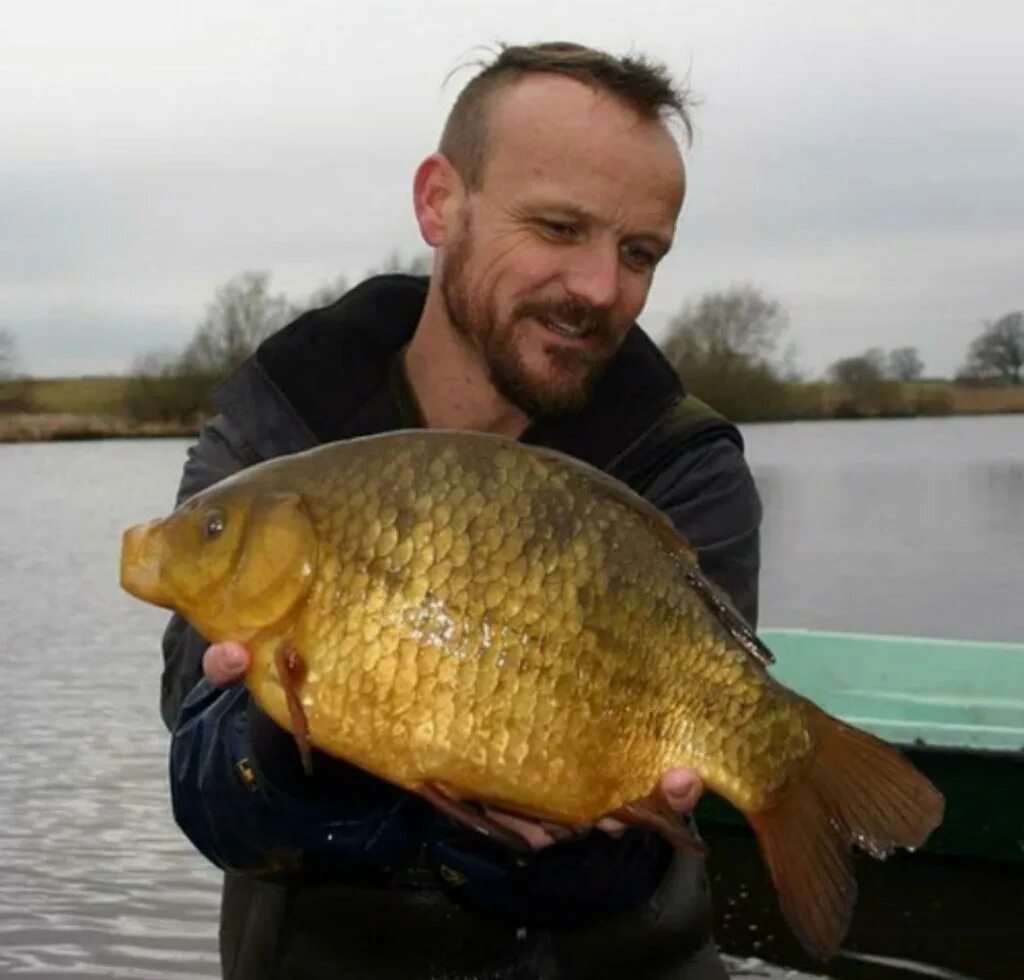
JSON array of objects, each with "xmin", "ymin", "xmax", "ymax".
[
  {"xmin": 534, "ymin": 315, "xmax": 595, "ymax": 342},
  {"xmin": 120, "ymin": 519, "xmax": 174, "ymax": 608}
]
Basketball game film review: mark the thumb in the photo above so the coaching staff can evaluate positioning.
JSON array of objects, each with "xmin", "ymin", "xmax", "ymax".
[
  {"xmin": 660, "ymin": 768, "xmax": 704, "ymax": 813},
  {"xmin": 203, "ymin": 641, "xmax": 251, "ymax": 687}
]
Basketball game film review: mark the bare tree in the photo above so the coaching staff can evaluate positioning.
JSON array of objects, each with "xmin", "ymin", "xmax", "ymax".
[
  {"xmin": 121, "ymin": 350, "xmax": 207, "ymax": 423},
  {"xmin": 366, "ymin": 250, "xmax": 432, "ymax": 278},
  {"xmin": 888, "ymin": 346, "xmax": 924, "ymax": 382},
  {"xmin": 0, "ymin": 328, "xmax": 18, "ymax": 380},
  {"xmin": 123, "ymin": 261, "xmax": 424, "ymax": 424},
  {"xmin": 661, "ymin": 286, "xmax": 798, "ymax": 420},
  {"xmin": 960, "ymin": 312, "xmax": 1024, "ymax": 384},
  {"xmin": 299, "ymin": 273, "xmax": 350, "ymax": 314},
  {"xmin": 663, "ymin": 286, "xmax": 789, "ymax": 372},
  {"xmin": 0, "ymin": 328, "xmax": 33, "ymax": 412},
  {"xmin": 829, "ymin": 349, "xmax": 887, "ymax": 389},
  {"xmin": 181, "ymin": 271, "xmax": 293, "ymax": 378},
  {"xmin": 827, "ymin": 348, "xmax": 908, "ymax": 416}
]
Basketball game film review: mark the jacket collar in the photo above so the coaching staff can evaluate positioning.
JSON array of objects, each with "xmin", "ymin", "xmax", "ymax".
[{"xmin": 215, "ymin": 274, "xmax": 684, "ymax": 470}]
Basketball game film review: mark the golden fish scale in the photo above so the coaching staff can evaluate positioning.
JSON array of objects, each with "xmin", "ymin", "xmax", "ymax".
[{"xmin": 249, "ymin": 433, "xmax": 812, "ymax": 821}]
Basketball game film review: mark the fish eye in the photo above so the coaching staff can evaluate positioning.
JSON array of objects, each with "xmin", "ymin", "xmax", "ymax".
[{"xmin": 202, "ymin": 510, "xmax": 226, "ymax": 541}]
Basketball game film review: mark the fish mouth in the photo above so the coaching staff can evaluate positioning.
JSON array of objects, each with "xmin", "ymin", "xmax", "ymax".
[{"xmin": 120, "ymin": 519, "xmax": 174, "ymax": 608}]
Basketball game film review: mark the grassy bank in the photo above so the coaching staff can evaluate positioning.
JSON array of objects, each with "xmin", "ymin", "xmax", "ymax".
[
  {"xmin": 27, "ymin": 376, "xmax": 130, "ymax": 415},
  {"xmin": 0, "ymin": 377, "xmax": 198, "ymax": 442},
  {"xmin": 2, "ymin": 375, "xmax": 1023, "ymax": 443},
  {"xmin": 787, "ymin": 379, "xmax": 1024, "ymax": 420},
  {"xmin": 923, "ymin": 382, "xmax": 1024, "ymax": 414},
  {"xmin": 0, "ymin": 412, "xmax": 196, "ymax": 442}
]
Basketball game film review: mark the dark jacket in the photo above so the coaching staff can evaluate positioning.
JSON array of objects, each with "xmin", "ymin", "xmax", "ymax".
[{"xmin": 162, "ymin": 275, "xmax": 762, "ymax": 979}]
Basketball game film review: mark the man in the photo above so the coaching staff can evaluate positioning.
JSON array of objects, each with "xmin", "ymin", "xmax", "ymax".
[{"xmin": 163, "ymin": 42, "xmax": 761, "ymax": 979}]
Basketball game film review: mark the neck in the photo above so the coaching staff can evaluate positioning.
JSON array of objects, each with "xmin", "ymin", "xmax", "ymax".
[{"xmin": 405, "ymin": 287, "xmax": 530, "ymax": 438}]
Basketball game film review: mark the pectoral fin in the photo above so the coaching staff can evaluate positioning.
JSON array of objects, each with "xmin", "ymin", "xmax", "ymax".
[{"xmin": 274, "ymin": 644, "xmax": 312, "ymax": 775}]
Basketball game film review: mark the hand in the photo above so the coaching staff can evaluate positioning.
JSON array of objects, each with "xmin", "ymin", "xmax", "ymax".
[
  {"xmin": 485, "ymin": 767, "xmax": 704, "ymax": 850},
  {"xmin": 203, "ymin": 640, "xmax": 251, "ymax": 686}
]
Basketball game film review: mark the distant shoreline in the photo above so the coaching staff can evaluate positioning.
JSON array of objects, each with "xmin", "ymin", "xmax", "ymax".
[
  {"xmin": 1, "ymin": 375, "xmax": 1023, "ymax": 443},
  {"xmin": 2, "ymin": 407, "xmax": 1023, "ymax": 444},
  {"xmin": 0, "ymin": 413, "xmax": 197, "ymax": 443}
]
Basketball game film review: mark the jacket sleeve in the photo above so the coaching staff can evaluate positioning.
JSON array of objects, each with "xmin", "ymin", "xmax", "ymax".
[
  {"xmin": 643, "ymin": 434, "xmax": 762, "ymax": 628},
  {"xmin": 170, "ymin": 682, "xmax": 424, "ymax": 875}
]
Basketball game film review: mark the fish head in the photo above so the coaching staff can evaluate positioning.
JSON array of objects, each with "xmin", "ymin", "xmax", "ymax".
[{"xmin": 120, "ymin": 481, "xmax": 317, "ymax": 643}]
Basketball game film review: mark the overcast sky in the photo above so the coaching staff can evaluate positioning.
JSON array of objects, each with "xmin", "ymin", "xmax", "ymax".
[{"xmin": 2, "ymin": 0, "xmax": 1021, "ymax": 378}]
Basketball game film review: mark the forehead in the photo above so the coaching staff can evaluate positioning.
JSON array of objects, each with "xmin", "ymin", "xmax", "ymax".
[{"xmin": 479, "ymin": 73, "xmax": 685, "ymax": 225}]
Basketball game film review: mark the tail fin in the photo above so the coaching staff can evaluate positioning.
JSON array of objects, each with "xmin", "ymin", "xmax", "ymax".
[{"xmin": 746, "ymin": 700, "xmax": 944, "ymax": 960}]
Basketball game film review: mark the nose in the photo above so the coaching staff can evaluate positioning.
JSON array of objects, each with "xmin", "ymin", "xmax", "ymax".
[{"xmin": 564, "ymin": 243, "xmax": 621, "ymax": 310}]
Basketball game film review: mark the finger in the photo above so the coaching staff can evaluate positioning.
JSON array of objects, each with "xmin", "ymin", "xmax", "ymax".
[
  {"xmin": 660, "ymin": 768, "xmax": 704, "ymax": 813},
  {"xmin": 202, "ymin": 641, "xmax": 251, "ymax": 686},
  {"xmin": 596, "ymin": 817, "xmax": 627, "ymax": 837},
  {"xmin": 483, "ymin": 807, "xmax": 556, "ymax": 851}
]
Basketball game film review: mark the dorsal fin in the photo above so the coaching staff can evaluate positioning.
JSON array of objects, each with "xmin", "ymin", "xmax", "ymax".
[{"xmin": 681, "ymin": 566, "xmax": 774, "ymax": 667}]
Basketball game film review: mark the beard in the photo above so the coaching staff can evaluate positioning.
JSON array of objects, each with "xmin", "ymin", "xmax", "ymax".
[{"xmin": 441, "ymin": 219, "xmax": 619, "ymax": 418}]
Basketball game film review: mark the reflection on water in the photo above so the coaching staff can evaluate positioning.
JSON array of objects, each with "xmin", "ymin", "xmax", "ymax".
[{"xmin": 1, "ymin": 417, "xmax": 1021, "ymax": 976}]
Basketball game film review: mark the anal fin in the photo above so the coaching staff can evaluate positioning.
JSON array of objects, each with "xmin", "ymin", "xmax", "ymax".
[
  {"xmin": 539, "ymin": 820, "xmax": 590, "ymax": 844},
  {"xmin": 414, "ymin": 782, "xmax": 535, "ymax": 854}
]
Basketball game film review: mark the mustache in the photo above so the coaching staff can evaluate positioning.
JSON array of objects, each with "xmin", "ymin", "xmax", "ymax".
[{"xmin": 514, "ymin": 297, "xmax": 615, "ymax": 338}]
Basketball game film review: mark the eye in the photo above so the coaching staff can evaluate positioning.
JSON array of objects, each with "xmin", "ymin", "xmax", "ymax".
[
  {"xmin": 202, "ymin": 510, "xmax": 226, "ymax": 541},
  {"xmin": 537, "ymin": 219, "xmax": 579, "ymax": 242},
  {"xmin": 621, "ymin": 243, "xmax": 658, "ymax": 271}
]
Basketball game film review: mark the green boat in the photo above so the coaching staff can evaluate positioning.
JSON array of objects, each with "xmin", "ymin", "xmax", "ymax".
[{"xmin": 696, "ymin": 628, "xmax": 1024, "ymax": 979}]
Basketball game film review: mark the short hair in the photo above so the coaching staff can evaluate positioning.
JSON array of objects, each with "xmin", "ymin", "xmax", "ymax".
[{"xmin": 440, "ymin": 41, "xmax": 694, "ymax": 190}]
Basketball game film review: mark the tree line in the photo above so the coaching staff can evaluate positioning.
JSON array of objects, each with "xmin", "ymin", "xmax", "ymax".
[
  {"xmin": 662, "ymin": 294, "xmax": 1022, "ymax": 421},
  {"xmin": 0, "ymin": 269, "xmax": 1020, "ymax": 424},
  {"xmin": 121, "ymin": 253, "xmax": 430, "ymax": 423}
]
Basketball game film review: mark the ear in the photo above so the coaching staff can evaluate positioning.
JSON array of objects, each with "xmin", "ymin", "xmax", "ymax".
[{"xmin": 413, "ymin": 153, "xmax": 463, "ymax": 247}]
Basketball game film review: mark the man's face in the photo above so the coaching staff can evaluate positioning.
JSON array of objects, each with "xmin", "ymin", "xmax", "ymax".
[{"xmin": 440, "ymin": 73, "xmax": 685, "ymax": 416}]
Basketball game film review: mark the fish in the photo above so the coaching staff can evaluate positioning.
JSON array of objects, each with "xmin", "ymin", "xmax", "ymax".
[{"xmin": 120, "ymin": 429, "xmax": 943, "ymax": 959}]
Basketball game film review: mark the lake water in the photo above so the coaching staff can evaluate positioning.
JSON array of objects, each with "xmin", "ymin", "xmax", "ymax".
[
  {"xmin": 746, "ymin": 415, "xmax": 1024, "ymax": 642},
  {"xmin": 2, "ymin": 415, "xmax": 1021, "ymax": 978}
]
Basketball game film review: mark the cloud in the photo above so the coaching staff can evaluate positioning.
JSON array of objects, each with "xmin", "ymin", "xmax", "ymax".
[{"xmin": 2, "ymin": 0, "xmax": 1022, "ymax": 378}]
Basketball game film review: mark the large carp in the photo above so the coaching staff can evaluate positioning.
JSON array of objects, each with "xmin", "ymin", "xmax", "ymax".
[{"xmin": 121, "ymin": 430, "xmax": 943, "ymax": 958}]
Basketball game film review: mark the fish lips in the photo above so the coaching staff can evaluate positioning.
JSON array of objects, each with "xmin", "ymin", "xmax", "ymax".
[{"xmin": 121, "ymin": 519, "xmax": 175, "ymax": 608}]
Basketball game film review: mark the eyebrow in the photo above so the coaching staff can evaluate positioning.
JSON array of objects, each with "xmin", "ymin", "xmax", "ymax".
[{"xmin": 522, "ymin": 200, "xmax": 673, "ymax": 256}]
